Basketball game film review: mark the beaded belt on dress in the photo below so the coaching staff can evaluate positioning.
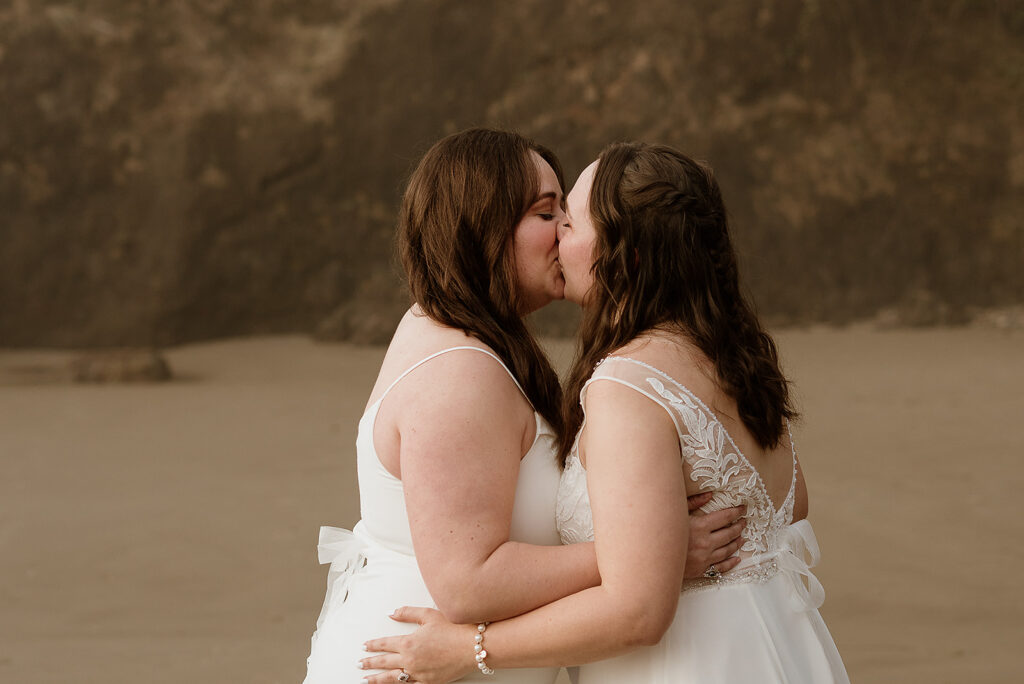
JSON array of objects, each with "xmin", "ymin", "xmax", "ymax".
[{"xmin": 681, "ymin": 519, "xmax": 826, "ymax": 611}]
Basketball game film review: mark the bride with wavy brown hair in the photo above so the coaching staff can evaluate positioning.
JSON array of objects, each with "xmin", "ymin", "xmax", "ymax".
[
  {"xmin": 359, "ymin": 142, "xmax": 849, "ymax": 683},
  {"xmin": 302, "ymin": 132, "xmax": 745, "ymax": 684}
]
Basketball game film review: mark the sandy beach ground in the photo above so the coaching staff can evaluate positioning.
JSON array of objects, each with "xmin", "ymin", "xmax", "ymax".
[{"xmin": 1, "ymin": 328, "xmax": 1022, "ymax": 683}]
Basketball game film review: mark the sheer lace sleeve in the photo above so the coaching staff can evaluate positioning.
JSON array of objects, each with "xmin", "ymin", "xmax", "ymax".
[{"xmin": 578, "ymin": 357, "xmax": 686, "ymax": 443}]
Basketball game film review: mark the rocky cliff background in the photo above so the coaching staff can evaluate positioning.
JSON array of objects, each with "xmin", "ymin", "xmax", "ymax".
[{"xmin": 1, "ymin": 0, "xmax": 1022, "ymax": 347}]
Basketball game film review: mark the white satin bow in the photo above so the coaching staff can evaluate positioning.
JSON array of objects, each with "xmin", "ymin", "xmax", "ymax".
[
  {"xmin": 776, "ymin": 519, "xmax": 826, "ymax": 611},
  {"xmin": 311, "ymin": 526, "xmax": 368, "ymax": 642}
]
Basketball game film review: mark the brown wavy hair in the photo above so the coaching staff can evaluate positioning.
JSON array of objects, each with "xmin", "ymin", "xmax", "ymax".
[
  {"xmin": 399, "ymin": 128, "xmax": 564, "ymax": 436},
  {"xmin": 559, "ymin": 142, "xmax": 796, "ymax": 463}
]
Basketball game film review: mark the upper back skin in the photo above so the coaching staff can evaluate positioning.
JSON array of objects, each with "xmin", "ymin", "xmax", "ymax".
[
  {"xmin": 609, "ymin": 331, "xmax": 798, "ymax": 511},
  {"xmin": 367, "ymin": 307, "xmax": 538, "ymax": 478}
]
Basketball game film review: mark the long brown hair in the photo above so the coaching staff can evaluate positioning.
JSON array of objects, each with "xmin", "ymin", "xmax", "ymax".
[
  {"xmin": 399, "ymin": 128, "xmax": 563, "ymax": 435},
  {"xmin": 560, "ymin": 142, "xmax": 796, "ymax": 463}
]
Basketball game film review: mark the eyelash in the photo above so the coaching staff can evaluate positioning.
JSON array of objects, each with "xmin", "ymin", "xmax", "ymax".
[{"xmin": 539, "ymin": 213, "xmax": 556, "ymax": 221}]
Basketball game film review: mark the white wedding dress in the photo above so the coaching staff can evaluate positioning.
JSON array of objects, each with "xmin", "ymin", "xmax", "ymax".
[
  {"xmin": 304, "ymin": 346, "xmax": 563, "ymax": 684},
  {"xmin": 556, "ymin": 357, "xmax": 850, "ymax": 683}
]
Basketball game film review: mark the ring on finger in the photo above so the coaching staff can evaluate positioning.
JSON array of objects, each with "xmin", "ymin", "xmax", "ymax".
[
  {"xmin": 703, "ymin": 564, "xmax": 722, "ymax": 580},
  {"xmin": 398, "ymin": 670, "xmax": 411, "ymax": 682}
]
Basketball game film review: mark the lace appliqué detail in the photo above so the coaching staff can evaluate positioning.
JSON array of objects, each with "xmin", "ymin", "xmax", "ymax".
[
  {"xmin": 555, "ymin": 450, "xmax": 592, "ymax": 545},
  {"xmin": 645, "ymin": 377, "xmax": 773, "ymax": 554},
  {"xmin": 554, "ymin": 356, "xmax": 800, "ymax": 595}
]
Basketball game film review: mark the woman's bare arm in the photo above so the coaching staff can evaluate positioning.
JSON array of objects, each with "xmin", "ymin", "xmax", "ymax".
[
  {"xmin": 467, "ymin": 380, "xmax": 689, "ymax": 664},
  {"xmin": 398, "ymin": 352, "xmax": 599, "ymax": 624}
]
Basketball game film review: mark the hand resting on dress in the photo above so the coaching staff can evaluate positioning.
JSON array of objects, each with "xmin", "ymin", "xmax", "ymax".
[{"xmin": 683, "ymin": 492, "xmax": 746, "ymax": 577}]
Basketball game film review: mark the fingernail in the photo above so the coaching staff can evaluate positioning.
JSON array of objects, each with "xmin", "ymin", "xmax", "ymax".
[
  {"xmin": 361, "ymin": 680, "xmax": 368, "ymax": 684},
  {"xmin": 362, "ymin": 643, "xmax": 369, "ymax": 652},
  {"xmin": 357, "ymin": 661, "xmax": 366, "ymax": 669}
]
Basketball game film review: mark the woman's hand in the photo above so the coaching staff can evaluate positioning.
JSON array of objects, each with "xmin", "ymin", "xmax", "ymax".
[
  {"xmin": 359, "ymin": 607, "xmax": 478, "ymax": 684},
  {"xmin": 684, "ymin": 492, "xmax": 746, "ymax": 578}
]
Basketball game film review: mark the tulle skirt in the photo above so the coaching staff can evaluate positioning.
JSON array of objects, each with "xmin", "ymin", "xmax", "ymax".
[{"xmin": 575, "ymin": 571, "xmax": 849, "ymax": 684}]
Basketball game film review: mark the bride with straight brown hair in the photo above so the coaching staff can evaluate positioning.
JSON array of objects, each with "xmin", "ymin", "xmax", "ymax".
[
  {"xmin": 359, "ymin": 142, "xmax": 849, "ymax": 683},
  {"xmin": 301, "ymin": 131, "xmax": 745, "ymax": 683}
]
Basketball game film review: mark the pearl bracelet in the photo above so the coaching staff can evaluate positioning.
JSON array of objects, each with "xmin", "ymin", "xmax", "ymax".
[{"xmin": 474, "ymin": 622, "xmax": 495, "ymax": 675}]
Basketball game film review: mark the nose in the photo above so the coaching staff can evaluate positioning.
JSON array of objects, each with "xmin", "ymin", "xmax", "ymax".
[{"xmin": 557, "ymin": 219, "xmax": 569, "ymax": 241}]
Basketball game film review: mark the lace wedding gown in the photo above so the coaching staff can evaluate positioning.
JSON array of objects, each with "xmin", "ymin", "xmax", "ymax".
[
  {"xmin": 556, "ymin": 357, "xmax": 850, "ymax": 683},
  {"xmin": 303, "ymin": 346, "xmax": 563, "ymax": 684}
]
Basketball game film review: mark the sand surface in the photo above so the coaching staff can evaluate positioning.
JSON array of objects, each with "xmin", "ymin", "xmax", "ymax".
[{"xmin": 1, "ymin": 329, "xmax": 1022, "ymax": 683}]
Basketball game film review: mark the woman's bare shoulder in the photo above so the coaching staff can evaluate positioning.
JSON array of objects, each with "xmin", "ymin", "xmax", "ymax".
[
  {"xmin": 609, "ymin": 331, "xmax": 712, "ymax": 388},
  {"xmin": 375, "ymin": 307, "xmax": 526, "ymax": 411}
]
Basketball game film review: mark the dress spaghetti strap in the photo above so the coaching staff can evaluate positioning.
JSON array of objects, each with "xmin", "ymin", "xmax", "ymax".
[{"xmin": 373, "ymin": 346, "xmax": 529, "ymax": 409}]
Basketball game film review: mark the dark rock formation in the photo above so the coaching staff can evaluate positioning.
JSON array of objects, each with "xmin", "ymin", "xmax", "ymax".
[{"xmin": 1, "ymin": 1, "xmax": 1021, "ymax": 347}]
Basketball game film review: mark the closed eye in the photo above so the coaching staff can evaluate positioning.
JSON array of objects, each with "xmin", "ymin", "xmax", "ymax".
[{"xmin": 539, "ymin": 213, "xmax": 556, "ymax": 221}]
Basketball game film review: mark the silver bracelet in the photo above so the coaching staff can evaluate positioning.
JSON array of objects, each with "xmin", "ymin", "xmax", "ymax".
[{"xmin": 474, "ymin": 622, "xmax": 495, "ymax": 675}]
